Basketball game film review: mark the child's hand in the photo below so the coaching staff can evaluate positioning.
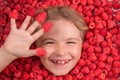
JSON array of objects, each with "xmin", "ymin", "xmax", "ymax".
[{"xmin": 1, "ymin": 16, "xmax": 45, "ymax": 58}]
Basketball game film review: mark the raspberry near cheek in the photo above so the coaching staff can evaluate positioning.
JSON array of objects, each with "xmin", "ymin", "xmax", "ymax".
[{"xmin": 36, "ymin": 48, "xmax": 46, "ymax": 57}]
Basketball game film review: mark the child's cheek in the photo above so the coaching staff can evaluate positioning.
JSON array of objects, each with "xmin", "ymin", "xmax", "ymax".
[{"xmin": 42, "ymin": 46, "xmax": 55, "ymax": 57}]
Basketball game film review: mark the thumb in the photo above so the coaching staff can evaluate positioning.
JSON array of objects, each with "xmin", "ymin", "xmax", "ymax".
[{"xmin": 27, "ymin": 48, "xmax": 46, "ymax": 57}]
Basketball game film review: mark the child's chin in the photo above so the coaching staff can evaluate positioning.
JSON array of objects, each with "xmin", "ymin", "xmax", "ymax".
[{"xmin": 51, "ymin": 70, "xmax": 70, "ymax": 76}]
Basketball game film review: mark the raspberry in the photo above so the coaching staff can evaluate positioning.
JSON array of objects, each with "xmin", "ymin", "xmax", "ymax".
[
  {"xmin": 14, "ymin": 70, "xmax": 22, "ymax": 78},
  {"xmin": 36, "ymin": 48, "xmax": 46, "ymax": 57},
  {"xmin": 81, "ymin": 66, "xmax": 89, "ymax": 74},
  {"xmin": 9, "ymin": 10, "xmax": 19, "ymax": 19},
  {"xmin": 14, "ymin": 4, "xmax": 21, "ymax": 12},
  {"xmin": 35, "ymin": 12, "xmax": 47, "ymax": 24},
  {"xmin": 78, "ymin": 59, "xmax": 86, "ymax": 66},
  {"xmin": 41, "ymin": 22, "xmax": 53, "ymax": 32},
  {"xmin": 99, "ymin": 54, "xmax": 107, "ymax": 61},
  {"xmin": 27, "ymin": 6, "xmax": 35, "ymax": 17}
]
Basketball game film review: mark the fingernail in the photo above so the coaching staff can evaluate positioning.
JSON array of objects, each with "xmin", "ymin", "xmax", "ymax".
[
  {"xmin": 36, "ymin": 48, "xmax": 46, "ymax": 57},
  {"xmin": 42, "ymin": 22, "xmax": 53, "ymax": 32},
  {"xmin": 35, "ymin": 12, "xmax": 47, "ymax": 24}
]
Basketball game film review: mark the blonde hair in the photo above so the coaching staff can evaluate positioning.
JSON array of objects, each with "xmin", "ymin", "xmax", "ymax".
[{"xmin": 36, "ymin": 6, "xmax": 88, "ymax": 40}]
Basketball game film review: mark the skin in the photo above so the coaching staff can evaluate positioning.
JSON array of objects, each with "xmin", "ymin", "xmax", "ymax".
[{"xmin": 36, "ymin": 18, "xmax": 83, "ymax": 76}]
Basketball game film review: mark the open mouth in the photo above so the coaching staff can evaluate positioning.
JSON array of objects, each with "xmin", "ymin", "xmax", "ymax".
[{"xmin": 51, "ymin": 59, "xmax": 71, "ymax": 65}]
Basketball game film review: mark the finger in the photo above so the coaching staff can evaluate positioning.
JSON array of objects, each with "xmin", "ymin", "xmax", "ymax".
[
  {"xmin": 20, "ymin": 16, "xmax": 31, "ymax": 30},
  {"xmin": 24, "ymin": 49, "xmax": 36, "ymax": 57},
  {"xmin": 26, "ymin": 21, "xmax": 41, "ymax": 34},
  {"xmin": 32, "ymin": 29, "xmax": 44, "ymax": 41},
  {"xmin": 11, "ymin": 18, "xmax": 17, "ymax": 31}
]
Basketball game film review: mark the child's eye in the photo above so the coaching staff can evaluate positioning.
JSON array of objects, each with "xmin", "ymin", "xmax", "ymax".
[
  {"xmin": 66, "ymin": 41, "xmax": 76, "ymax": 44},
  {"xmin": 44, "ymin": 42, "xmax": 55, "ymax": 44}
]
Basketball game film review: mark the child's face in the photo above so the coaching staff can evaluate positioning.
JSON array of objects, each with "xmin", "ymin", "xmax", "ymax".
[{"xmin": 36, "ymin": 18, "xmax": 83, "ymax": 76}]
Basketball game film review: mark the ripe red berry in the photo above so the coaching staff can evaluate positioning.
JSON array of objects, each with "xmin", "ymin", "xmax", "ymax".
[
  {"xmin": 27, "ymin": 6, "xmax": 35, "ymax": 17},
  {"xmin": 78, "ymin": 59, "xmax": 86, "ymax": 66},
  {"xmin": 14, "ymin": 70, "xmax": 22, "ymax": 78},
  {"xmin": 42, "ymin": 22, "xmax": 53, "ymax": 32},
  {"xmin": 35, "ymin": 12, "xmax": 47, "ymax": 24},
  {"xmin": 9, "ymin": 10, "xmax": 19, "ymax": 19},
  {"xmin": 36, "ymin": 48, "xmax": 46, "ymax": 57}
]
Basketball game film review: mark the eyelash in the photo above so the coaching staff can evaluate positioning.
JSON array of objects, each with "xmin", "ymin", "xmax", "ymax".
[
  {"xmin": 66, "ymin": 42, "xmax": 76, "ymax": 44},
  {"xmin": 44, "ymin": 42, "xmax": 55, "ymax": 44},
  {"xmin": 43, "ymin": 41, "xmax": 76, "ymax": 45}
]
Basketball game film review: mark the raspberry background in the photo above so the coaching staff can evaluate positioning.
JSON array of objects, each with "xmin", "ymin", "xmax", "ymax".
[{"xmin": 0, "ymin": 0, "xmax": 120, "ymax": 80}]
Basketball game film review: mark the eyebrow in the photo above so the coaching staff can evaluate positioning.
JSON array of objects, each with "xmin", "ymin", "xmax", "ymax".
[
  {"xmin": 66, "ymin": 38, "xmax": 81, "ymax": 41},
  {"xmin": 42, "ymin": 38, "xmax": 55, "ymax": 41},
  {"xmin": 41, "ymin": 37, "xmax": 81, "ymax": 42}
]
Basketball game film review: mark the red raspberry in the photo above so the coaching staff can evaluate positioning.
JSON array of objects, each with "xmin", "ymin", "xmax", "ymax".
[
  {"xmin": 113, "ymin": 61, "xmax": 120, "ymax": 67},
  {"xmin": 98, "ymin": 73, "xmax": 106, "ymax": 79},
  {"xmin": 107, "ymin": 56, "xmax": 113, "ymax": 63},
  {"xmin": 95, "ymin": 34, "xmax": 104, "ymax": 43},
  {"xmin": 65, "ymin": 75, "xmax": 73, "ymax": 80},
  {"xmin": 98, "ymin": 61, "xmax": 106, "ymax": 69},
  {"xmin": 14, "ymin": 70, "xmax": 22, "ymax": 78},
  {"xmin": 108, "ymin": 20, "xmax": 116, "ymax": 29},
  {"xmin": 95, "ymin": 16, "xmax": 101, "ymax": 22},
  {"xmin": 77, "ymin": 72, "xmax": 83, "ymax": 79},
  {"xmin": 88, "ymin": 54, "xmax": 97, "ymax": 62},
  {"xmin": 42, "ymin": 69, "xmax": 48, "ymax": 78},
  {"xmin": 72, "ymin": 0, "xmax": 80, "ymax": 4},
  {"xmin": 14, "ymin": 4, "xmax": 21, "ymax": 12},
  {"xmin": 21, "ymin": 72, "xmax": 30, "ymax": 80},
  {"xmin": 105, "ymin": 64, "xmax": 112, "ymax": 71},
  {"xmin": 101, "ymin": 12, "xmax": 108, "ymax": 20},
  {"xmin": 13, "ymin": 0, "xmax": 19, "ymax": 4},
  {"xmin": 27, "ymin": 0, "xmax": 33, "ymax": 4},
  {"xmin": 36, "ymin": 48, "xmax": 46, "ymax": 57},
  {"xmin": 99, "ymin": 54, "xmax": 107, "ymax": 61},
  {"xmin": 27, "ymin": 6, "xmax": 35, "ymax": 17},
  {"xmin": 71, "ymin": 66, "xmax": 80, "ymax": 74},
  {"xmin": 94, "ymin": 68, "xmax": 102, "ymax": 75},
  {"xmin": 89, "ymin": 21, "xmax": 95, "ymax": 29},
  {"xmin": 35, "ymin": 12, "xmax": 47, "ymax": 24},
  {"xmin": 42, "ymin": 22, "xmax": 53, "ymax": 32},
  {"xmin": 87, "ymin": 0, "xmax": 93, "ymax": 5},
  {"xmin": 51, "ymin": 76, "xmax": 57, "ymax": 80},
  {"xmin": 106, "ymin": 32, "xmax": 112, "ymax": 39},
  {"xmin": 103, "ymin": 47, "xmax": 111, "ymax": 54},
  {"xmin": 89, "ymin": 63, "xmax": 97, "ymax": 70},
  {"xmin": 24, "ymin": 63, "xmax": 31, "ymax": 72},
  {"xmin": 78, "ymin": 59, "xmax": 86, "ymax": 66},
  {"xmin": 9, "ymin": 10, "xmax": 19, "ymax": 19},
  {"xmin": 82, "ymin": 41, "xmax": 89, "ymax": 50},
  {"xmin": 35, "ymin": 75, "xmax": 43, "ymax": 80},
  {"xmin": 81, "ymin": 66, "xmax": 89, "ymax": 74}
]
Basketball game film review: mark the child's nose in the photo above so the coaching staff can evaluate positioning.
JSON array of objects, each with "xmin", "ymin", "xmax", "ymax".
[{"xmin": 55, "ymin": 44, "xmax": 66, "ymax": 55}]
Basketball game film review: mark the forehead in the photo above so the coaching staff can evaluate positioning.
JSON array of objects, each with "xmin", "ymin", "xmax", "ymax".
[{"xmin": 41, "ymin": 18, "xmax": 82, "ymax": 40}]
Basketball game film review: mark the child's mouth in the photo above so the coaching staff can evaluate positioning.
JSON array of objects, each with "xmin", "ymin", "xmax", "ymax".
[{"xmin": 51, "ymin": 59, "xmax": 71, "ymax": 65}]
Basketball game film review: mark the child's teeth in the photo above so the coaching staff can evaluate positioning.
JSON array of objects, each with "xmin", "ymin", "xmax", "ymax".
[
  {"xmin": 58, "ymin": 61, "xmax": 65, "ymax": 64},
  {"xmin": 53, "ymin": 60, "xmax": 66, "ymax": 64}
]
